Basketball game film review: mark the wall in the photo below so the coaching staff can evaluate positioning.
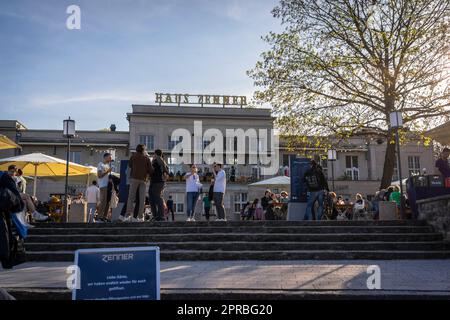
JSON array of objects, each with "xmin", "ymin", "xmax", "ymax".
[{"xmin": 417, "ymin": 194, "xmax": 450, "ymax": 240}]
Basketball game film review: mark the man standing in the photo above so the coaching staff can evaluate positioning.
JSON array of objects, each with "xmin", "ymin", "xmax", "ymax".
[
  {"xmin": 85, "ymin": 180, "xmax": 100, "ymax": 223},
  {"xmin": 149, "ymin": 149, "xmax": 169, "ymax": 221},
  {"xmin": 435, "ymin": 147, "xmax": 450, "ymax": 178},
  {"xmin": 166, "ymin": 196, "xmax": 175, "ymax": 221},
  {"xmin": 97, "ymin": 153, "xmax": 112, "ymax": 222},
  {"xmin": 303, "ymin": 160, "xmax": 329, "ymax": 221},
  {"xmin": 124, "ymin": 144, "xmax": 153, "ymax": 221},
  {"xmin": 212, "ymin": 163, "xmax": 226, "ymax": 221}
]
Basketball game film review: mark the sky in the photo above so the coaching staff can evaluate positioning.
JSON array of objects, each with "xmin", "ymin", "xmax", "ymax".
[{"xmin": 0, "ymin": 0, "xmax": 282, "ymax": 131}]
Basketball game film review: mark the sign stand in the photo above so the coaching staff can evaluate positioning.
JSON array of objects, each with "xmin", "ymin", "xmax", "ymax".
[
  {"xmin": 72, "ymin": 247, "xmax": 160, "ymax": 300},
  {"xmin": 287, "ymin": 156, "xmax": 311, "ymax": 221}
]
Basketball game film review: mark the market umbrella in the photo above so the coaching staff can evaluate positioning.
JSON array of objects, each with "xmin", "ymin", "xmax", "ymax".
[
  {"xmin": 249, "ymin": 175, "xmax": 291, "ymax": 186},
  {"xmin": 0, "ymin": 152, "xmax": 91, "ymax": 197},
  {"xmin": 0, "ymin": 135, "xmax": 21, "ymax": 150}
]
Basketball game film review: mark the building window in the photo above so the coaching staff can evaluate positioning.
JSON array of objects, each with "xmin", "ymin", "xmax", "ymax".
[
  {"xmin": 345, "ymin": 155, "xmax": 359, "ymax": 181},
  {"xmin": 168, "ymin": 136, "xmax": 182, "ymax": 150},
  {"xmin": 408, "ymin": 156, "xmax": 421, "ymax": 176},
  {"xmin": 139, "ymin": 135, "xmax": 154, "ymax": 151},
  {"xmin": 234, "ymin": 193, "xmax": 248, "ymax": 214},
  {"xmin": 282, "ymin": 154, "xmax": 290, "ymax": 167},
  {"xmin": 70, "ymin": 151, "xmax": 81, "ymax": 164}
]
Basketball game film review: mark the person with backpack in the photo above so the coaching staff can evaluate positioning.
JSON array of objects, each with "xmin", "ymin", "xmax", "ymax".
[
  {"xmin": 149, "ymin": 149, "xmax": 169, "ymax": 222},
  {"xmin": 304, "ymin": 160, "xmax": 329, "ymax": 221},
  {"xmin": 0, "ymin": 169, "xmax": 25, "ymax": 269}
]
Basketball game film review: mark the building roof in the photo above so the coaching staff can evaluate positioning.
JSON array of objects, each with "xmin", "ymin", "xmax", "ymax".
[
  {"xmin": 128, "ymin": 104, "xmax": 274, "ymax": 120},
  {"xmin": 427, "ymin": 122, "xmax": 450, "ymax": 146},
  {"xmin": 18, "ymin": 129, "xmax": 129, "ymax": 147}
]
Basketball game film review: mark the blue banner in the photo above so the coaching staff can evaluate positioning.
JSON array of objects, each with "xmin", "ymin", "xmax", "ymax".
[{"xmin": 73, "ymin": 247, "xmax": 160, "ymax": 300}]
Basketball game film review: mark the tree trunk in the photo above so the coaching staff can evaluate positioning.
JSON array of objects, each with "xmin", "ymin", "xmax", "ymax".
[{"xmin": 380, "ymin": 131, "xmax": 397, "ymax": 190}]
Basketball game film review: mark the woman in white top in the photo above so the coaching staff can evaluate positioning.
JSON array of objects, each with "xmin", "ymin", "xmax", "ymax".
[{"xmin": 185, "ymin": 164, "xmax": 202, "ymax": 222}]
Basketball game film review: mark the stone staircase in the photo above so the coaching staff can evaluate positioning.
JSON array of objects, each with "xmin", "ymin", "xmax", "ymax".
[{"xmin": 26, "ymin": 220, "xmax": 450, "ymax": 261}]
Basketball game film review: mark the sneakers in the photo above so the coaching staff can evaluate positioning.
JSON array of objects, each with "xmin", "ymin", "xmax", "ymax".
[
  {"xmin": 32, "ymin": 211, "xmax": 49, "ymax": 222},
  {"xmin": 130, "ymin": 217, "xmax": 141, "ymax": 223},
  {"xmin": 215, "ymin": 218, "xmax": 227, "ymax": 222},
  {"xmin": 186, "ymin": 217, "xmax": 192, "ymax": 222},
  {"xmin": 118, "ymin": 215, "xmax": 128, "ymax": 222}
]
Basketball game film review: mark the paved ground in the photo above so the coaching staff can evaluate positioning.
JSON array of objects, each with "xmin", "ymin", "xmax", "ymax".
[{"xmin": 1, "ymin": 260, "xmax": 450, "ymax": 293}]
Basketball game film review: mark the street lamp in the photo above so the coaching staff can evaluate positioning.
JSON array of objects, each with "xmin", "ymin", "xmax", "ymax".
[
  {"xmin": 327, "ymin": 149, "xmax": 337, "ymax": 191},
  {"xmin": 390, "ymin": 111, "xmax": 405, "ymax": 219},
  {"xmin": 63, "ymin": 117, "xmax": 76, "ymax": 222}
]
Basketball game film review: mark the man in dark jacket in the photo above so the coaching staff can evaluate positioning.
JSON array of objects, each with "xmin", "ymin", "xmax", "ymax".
[
  {"xmin": 149, "ymin": 149, "xmax": 169, "ymax": 221},
  {"xmin": 303, "ymin": 160, "xmax": 329, "ymax": 220}
]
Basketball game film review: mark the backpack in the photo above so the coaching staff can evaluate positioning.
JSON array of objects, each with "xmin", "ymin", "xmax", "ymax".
[{"xmin": 304, "ymin": 169, "xmax": 321, "ymax": 190}]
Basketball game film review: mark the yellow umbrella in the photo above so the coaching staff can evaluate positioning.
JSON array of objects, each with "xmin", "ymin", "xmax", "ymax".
[
  {"xmin": 0, "ymin": 152, "xmax": 91, "ymax": 197},
  {"xmin": 0, "ymin": 135, "xmax": 21, "ymax": 150}
]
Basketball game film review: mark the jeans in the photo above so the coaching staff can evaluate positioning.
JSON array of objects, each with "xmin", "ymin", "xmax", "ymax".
[
  {"xmin": 87, "ymin": 203, "xmax": 97, "ymax": 222},
  {"xmin": 213, "ymin": 192, "xmax": 226, "ymax": 220},
  {"xmin": 149, "ymin": 182, "xmax": 165, "ymax": 221},
  {"xmin": 304, "ymin": 190, "xmax": 324, "ymax": 221},
  {"xmin": 186, "ymin": 192, "xmax": 199, "ymax": 218}
]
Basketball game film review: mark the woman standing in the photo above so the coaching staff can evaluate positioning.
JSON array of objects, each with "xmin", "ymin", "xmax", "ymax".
[{"xmin": 185, "ymin": 164, "xmax": 202, "ymax": 222}]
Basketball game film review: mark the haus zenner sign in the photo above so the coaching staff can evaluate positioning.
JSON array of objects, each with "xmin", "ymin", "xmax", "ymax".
[{"xmin": 155, "ymin": 93, "xmax": 247, "ymax": 107}]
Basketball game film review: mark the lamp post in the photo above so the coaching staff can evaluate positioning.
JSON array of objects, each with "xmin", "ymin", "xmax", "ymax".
[
  {"xmin": 327, "ymin": 149, "xmax": 337, "ymax": 191},
  {"xmin": 390, "ymin": 111, "xmax": 405, "ymax": 220},
  {"xmin": 63, "ymin": 118, "xmax": 76, "ymax": 222}
]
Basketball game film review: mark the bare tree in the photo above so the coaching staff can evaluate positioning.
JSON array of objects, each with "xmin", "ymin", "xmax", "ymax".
[{"xmin": 249, "ymin": 0, "xmax": 450, "ymax": 188}]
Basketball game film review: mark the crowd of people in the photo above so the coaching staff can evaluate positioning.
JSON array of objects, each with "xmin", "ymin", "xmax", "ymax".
[
  {"xmin": 302, "ymin": 160, "xmax": 414, "ymax": 221},
  {"xmin": 78, "ymin": 144, "xmax": 228, "ymax": 223},
  {"xmin": 240, "ymin": 190, "xmax": 290, "ymax": 221}
]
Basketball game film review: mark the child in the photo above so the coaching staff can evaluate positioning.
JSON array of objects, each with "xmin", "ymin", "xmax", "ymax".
[{"xmin": 254, "ymin": 198, "xmax": 263, "ymax": 220}]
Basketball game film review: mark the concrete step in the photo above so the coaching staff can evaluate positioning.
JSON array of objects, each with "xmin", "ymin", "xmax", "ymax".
[
  {"xmin": 33, "ymin": 220, "xmax": 428, "ymax": 228},
  {"xmin": 28, "ymin": 225, "xmax": 434, "ymax": 235},
  {"xmin": 5, "ymin": 287, "xmax": 450, "ymax": 300},
  {"xmin": 24, "ymin": 241, "xmax": 449, "ymax": 252},
  {"xmin": 24, "ymin": 233, "xmax": 444, "ymax": 243},
  {"xmin": 26, "ymin": 250, "xmax": 450, "ymax": 262}
]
